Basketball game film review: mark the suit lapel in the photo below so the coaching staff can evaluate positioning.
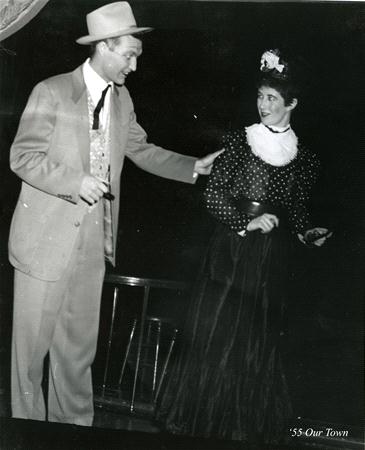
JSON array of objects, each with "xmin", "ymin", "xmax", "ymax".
[
  {"xmin": 109, "ymin": 86, "xmax": 123, "ymax": 183},
  {"xmin": 71, "ymin": 66, "xmax": 90, "ymax": 171}
]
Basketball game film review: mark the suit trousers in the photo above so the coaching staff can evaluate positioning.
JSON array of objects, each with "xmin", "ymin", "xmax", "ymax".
[{"xmin": 11, "ymin": 203, "xmax": 105, "ymax": 426}]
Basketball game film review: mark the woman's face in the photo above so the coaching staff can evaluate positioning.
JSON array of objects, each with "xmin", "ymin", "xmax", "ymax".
[{"xmin": 257, "ymin": 85, "xmax": 297, "ymax": 128}]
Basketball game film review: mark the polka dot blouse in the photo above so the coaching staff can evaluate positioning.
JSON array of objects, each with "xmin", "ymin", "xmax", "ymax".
[{"xmin": 204, "ymin": 129, "xmax": 320, "ymax": 234}]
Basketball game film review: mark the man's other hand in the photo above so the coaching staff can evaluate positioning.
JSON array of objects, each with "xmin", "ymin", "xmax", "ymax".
[{"xmin": 193, "ymin": 149, "xmax": 225, "ymax": 177}]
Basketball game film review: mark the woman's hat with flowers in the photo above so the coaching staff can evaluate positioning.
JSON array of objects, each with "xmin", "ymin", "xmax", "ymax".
[{"xmin": 260, "ymin": 49, "xmax": 289, "ymax": 79}]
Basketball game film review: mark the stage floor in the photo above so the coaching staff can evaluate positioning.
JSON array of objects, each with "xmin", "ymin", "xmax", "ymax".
[{"xmin": 1, "ymin": 416, "xmax": 358, "ymax": 450}]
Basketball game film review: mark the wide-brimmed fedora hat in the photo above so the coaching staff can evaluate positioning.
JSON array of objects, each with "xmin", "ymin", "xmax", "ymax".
[{"xmin": 76, "ymin": 2, "xmax": 153, "ymax": 45}]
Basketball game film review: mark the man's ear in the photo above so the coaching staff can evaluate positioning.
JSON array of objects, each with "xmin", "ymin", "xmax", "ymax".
[
  {"xmin": 97, "ymin": 41, "xmax": 108, "ymax": 55},
  {"xmin": 288, "ymin": 98, "xmax": 298, "ymax": 111}
]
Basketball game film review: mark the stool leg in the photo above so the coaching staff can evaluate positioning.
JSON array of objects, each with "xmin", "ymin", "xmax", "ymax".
[
  {"xmin": 152, "ymin": 320, "xmax": 161, "ymax": 396},
  {"xmin": 118, "ymin": 318, "xmax": 137, "ymax": 387},
  {"xmin": 140, "ymin": 320, "xmax": 152, "ymax": 395},
  {"xmin": 131, "ymin": 285, "xmax": 150, "ymax": 412},
  {"xmin": 154, "ymin": 327, "xmax": 178, "ymax": 403},
  {"xmin": 102, "ymin": 287, "xmax": 119, "ymax": 395}
]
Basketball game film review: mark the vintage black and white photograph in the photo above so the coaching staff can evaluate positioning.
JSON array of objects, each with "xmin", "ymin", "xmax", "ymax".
[{"xmin": 0, "ymin": 1, "xmax": 363, "ymax": 449}]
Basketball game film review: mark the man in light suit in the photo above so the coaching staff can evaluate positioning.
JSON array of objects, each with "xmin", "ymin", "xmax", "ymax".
[{"xmin": 9, "ymin": 2, "xmax": 221, "ymax": 426}]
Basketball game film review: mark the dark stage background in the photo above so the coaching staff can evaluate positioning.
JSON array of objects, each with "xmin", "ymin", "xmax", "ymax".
[{"xmin": 0, "ymin": 0, "xmax": 363, "ymax": 437}]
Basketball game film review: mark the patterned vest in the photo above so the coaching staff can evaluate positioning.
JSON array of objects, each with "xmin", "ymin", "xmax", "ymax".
[{"xmin": 87, "ymin": 91, "xmax": 113, "ymax": 260}]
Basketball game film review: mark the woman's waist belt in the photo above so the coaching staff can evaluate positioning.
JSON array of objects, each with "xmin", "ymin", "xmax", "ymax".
[{"xmin": 234, "ymin": 197, "xmax": 286, "ymax": 218}]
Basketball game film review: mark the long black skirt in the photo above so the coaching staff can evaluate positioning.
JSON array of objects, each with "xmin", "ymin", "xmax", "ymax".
[{"xmin": 156, "ymin": 223, "xmax": 293, "ymax": 444}]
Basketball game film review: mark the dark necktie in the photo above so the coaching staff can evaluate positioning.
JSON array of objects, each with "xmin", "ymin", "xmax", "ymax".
[{"xmin": 92, "ymin": 84, "xmax": 111, "ymax": 130}]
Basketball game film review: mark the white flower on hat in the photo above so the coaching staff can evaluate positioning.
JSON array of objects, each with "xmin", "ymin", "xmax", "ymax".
[{"xmin": 260, "ymin": 50, "xmax": 285, "ymax": 73}]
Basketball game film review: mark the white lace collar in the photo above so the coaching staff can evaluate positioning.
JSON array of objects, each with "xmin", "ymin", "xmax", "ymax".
[{"xmin": 245, "ymin": 123, "xmax": 298, "ymax": 167}]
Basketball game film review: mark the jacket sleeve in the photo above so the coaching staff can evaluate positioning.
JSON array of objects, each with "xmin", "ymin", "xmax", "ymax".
[
  {"xmin": 10, "ymin": 81, "xmax": 84, "ymax": 203},
  {"xmin": 123, "ymin": 90, "xmax": 197, "ymax": 184},
  {"xmin": 288, "ymin": 148, "xmax": 320, "ymax": 234},
  {"xmin": 204, "ymin": 136, "xmax": 251, "ymax": 232}
]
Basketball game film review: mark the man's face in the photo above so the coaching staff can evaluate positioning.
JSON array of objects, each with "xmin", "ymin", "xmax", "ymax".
[
  {"xmin": 257, "ymin": 86, "xmax": 295, "ymax": 128},
  {"xmin": 99, "ymin": 35, "xmax": 142, "ymax": 85}
]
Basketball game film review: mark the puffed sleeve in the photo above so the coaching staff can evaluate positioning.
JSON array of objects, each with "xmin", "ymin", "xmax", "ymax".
[
  {"xmin": 288, "ymin": 147, "xmax": 320, "ymax": 233},
  {"xmin": 204, "ymin": 132, "xmax": 251, "ymax": 232}
]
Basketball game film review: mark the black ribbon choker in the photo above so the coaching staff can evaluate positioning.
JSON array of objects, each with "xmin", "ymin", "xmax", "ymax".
[{"xmin": 264, "ymin": 124, "xmax": 291, "ymax": 134}]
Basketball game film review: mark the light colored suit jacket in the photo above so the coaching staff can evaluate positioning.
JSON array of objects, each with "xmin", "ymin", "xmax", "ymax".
[{"xmin": 9, "ymin": 65, "xmax": 197, "ymax": 281}]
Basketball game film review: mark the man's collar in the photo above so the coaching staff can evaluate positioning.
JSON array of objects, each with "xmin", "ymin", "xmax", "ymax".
[{"xmin": 83, "ymin": 58, "xmax": 113, "ymax": 105}]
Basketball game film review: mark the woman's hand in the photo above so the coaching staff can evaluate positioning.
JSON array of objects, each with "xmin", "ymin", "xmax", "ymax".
[
  {"xmin": 247, "ymin": 213, "xmax": 279, "ymax": 234},
  {"xmin": 298, "ymin": 227, "xmax": 332, "ymax": 246}
]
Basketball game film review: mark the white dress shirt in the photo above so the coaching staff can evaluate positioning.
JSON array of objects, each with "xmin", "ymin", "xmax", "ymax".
[{"xmin": 82, "ymin": 58, "xmax": 113, "ymax": 129}]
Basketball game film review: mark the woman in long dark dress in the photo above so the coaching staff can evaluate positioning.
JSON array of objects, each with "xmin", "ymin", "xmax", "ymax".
[{"xmin": 157, "ymin": 49, "xmax": 331, "ymax": 445}]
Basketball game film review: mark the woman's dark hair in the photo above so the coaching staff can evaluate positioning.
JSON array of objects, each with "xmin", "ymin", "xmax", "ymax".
[{"xmin": 256, "ymin": 73, "xmax": 300, "ymax": 106}]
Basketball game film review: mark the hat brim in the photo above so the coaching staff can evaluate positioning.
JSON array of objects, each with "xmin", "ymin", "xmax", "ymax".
[{"xmin": 76, "ymin": 26, "xmax": 153, "ymax": 45}]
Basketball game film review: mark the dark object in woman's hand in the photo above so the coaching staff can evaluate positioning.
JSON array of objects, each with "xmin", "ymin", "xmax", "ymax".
[{"xmin": 305, "ymin": 228, "xmax": 332, "ymax": 244}]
